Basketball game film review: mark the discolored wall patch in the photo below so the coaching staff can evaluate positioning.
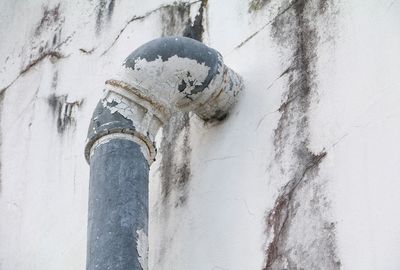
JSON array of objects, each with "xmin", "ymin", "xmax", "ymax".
[
  {"xmin": 47, "ymin": 94, "xmax": 83, "ymax": 135},
  {"xmin": 248, "ymin": 0, "xmax": 271, "ymax": 13},
  {"xmin": 157, "ymin": 1, "xmax": 204, "ymax": 208},
  {"xmin": 263, "ymin": 0, "xmax": 341, "ymax": 269},
  {"xmin": 96, "ymin": 0, "xmax": 116, "ymax": 35},
  {"xmin": 183, "ymin": 0, "xmax": 207, "ymax": 41},
  {"xmin": 160, "ymin": 2, "xmax": 191, "ymax": 37},
  {"xmin": 159, "ymin": 112, "xmax": 192, "ymax": 208}
]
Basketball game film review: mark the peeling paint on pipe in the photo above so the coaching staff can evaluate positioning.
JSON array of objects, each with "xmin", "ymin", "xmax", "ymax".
[{"xmin": 85, "ymin": 36, "xmax": 243, "ymax": 270}]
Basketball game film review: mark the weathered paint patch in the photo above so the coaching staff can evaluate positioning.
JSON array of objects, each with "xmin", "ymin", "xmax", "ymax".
[
  {"xmin": 102, "ymin": 92, "xmax": 142, "ymax": 125},
  {"xmin": 124, "ymin": 55, "xmax": 211, "ymax": 105},
  {"xmin": 47, "ymin": 94, "xmax": 82, "ymax": 134},
  {"xmin": 263, "ymin": 0, "xmax": 340, "ymax": 269}
]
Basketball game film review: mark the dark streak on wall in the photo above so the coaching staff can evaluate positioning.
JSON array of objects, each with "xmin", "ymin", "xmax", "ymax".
[
  {"xmin": 33, "ymin": 3, "xmax": 65, "ymax": 57},
  {"xmin": 1, "ymin": 52, "xmax": 65, "ymax": 96},
  {"xmin": 264, "ymin": 0, "xmax": 341, "ymax": 269},
  {"xmin": 96, "ymin": 0, "xmax": 116, "ymax": 35},
  {"xmin": 248, "ymin": 0, "xmax": 271, "ymax": 12},
  {"xmin": 160, "ymin": 2, "xmax": 191, "ymax": 37},
  {"xmin": 183, "ymin": 0, "xmax": 208, "ymax": 41},
  {"xmin": 159, "ymin": 112, "xmax": 192, "ymax": 207},
  {"xmin": 157, "ymin": 2, "xmax": 201, "ymax": 208},
  {"xmin": 51, "ymin": 71, "xmax": 58, "ymax": 90},
  {"xmin": 47, "ymin": 94, "xmax": 82, "ymax": 135},
  {"xmin": 35, "ymin": 4, "xmax": 61, "ymax": 36}
]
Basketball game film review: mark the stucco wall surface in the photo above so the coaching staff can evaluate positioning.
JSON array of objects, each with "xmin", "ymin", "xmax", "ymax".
[{"xmin": 0, "ymin": 0, "xmax": 400, "ymax": 269}]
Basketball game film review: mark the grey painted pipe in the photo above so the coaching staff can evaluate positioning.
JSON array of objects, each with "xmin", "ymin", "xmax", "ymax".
[{"xmin": 85, "ymin": 36, "xmax": 243, "ymax": 270}]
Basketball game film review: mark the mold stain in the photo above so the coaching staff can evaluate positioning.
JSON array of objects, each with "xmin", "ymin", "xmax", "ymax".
[
  {"xmin": 263, "ymin": 0, "xmax": 341, "ymax": 269},
  {"xmin": 96, "ymin": 0, "xmax": 116, "ymax": 35},
  {"xmin": 248, "ymin": 0, "xmax": 271, "ymax": 13},
  {"xmin": 159, "ymin": 112, "xmax": 192, "ymax": 207},
  {"xmin": 183, "ymin": 0, "xmax": 208, "ymax": 41},
  {"xmin": 160, "ymin": 2, "xmax": 191, "ymax": 37},
  {"xmin": 1, "ymin": 52, "xmax": 65, "ymax": 94},
  {"xmin": 25, "ymin": 2, "xmax": 71, "ymax": 77},
  {"xmin": 35, "ymin": 4, "xmax": 61, "ymax": 36},
  {"xmin": 47, "ymin": 94, "xmax": 82, "ymax": 135},
  {"xmin": 33, "ymin": 3, "xmax": 65, "ymax": 54},
  {"xmin": 157, "ymin": 1, "xmax": 206, "ymax": 208}
]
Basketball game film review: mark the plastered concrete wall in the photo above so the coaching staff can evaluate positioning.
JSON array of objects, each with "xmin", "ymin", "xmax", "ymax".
[{"xmin": 0, "ymin": 0, "xmax": 400, "ymax": 269}]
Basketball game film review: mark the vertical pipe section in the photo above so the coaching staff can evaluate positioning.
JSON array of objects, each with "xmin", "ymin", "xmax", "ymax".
[
  {"xmin": 85, "ymin": 94, "xmax": 154, "ymax": 270},
  {"xmin": 87, "ymin": 139, "xmax": 148, "ymax": 270}
]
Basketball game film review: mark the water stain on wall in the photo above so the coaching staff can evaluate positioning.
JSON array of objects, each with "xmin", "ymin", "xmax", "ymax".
[
  {"xmin": 96, "ymin": 0, "xmax": 116, "ymax": 35},
  {"xmin": 159, "ymin": 113, "xmax": 192, "ymax": 207},
  {"xmin": 47, "ymin": 94, "xmax": 82, "ymax": 135},
  {"xmin": 183, "ymin": 0, "xmax": 207, "ymax": 41},
  {"xmin": 158, "ymin": 1, "xmax": 208, "ymax": 208},
  {"xmin": 21, "ymin": 2, "xmax": 71, "ymax": 80},
  {"xmin": 248, "ymin": 0, "xmax": 271, "ymax": 12},
  {"xmin": 263, "ymin": 0, "xmax": 341, "ymax": 269},
  {"xmin": 35, "ymin": 4, "xmax": 61, "ymax": 36},
  {"xmin": 32, "ymin": 3, "xmax": 66, "ymax": 54},
  {"xmin": 160, "ymin": 2, "xmax": 191, "ymax": 37}
]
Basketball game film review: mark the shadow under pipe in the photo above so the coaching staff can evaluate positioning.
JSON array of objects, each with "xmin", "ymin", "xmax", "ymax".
[{"xmin": 85, "ymin": 36, "xmax": 243, "ymax": 270}]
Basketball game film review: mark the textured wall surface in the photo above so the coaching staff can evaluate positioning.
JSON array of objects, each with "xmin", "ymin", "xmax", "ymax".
[{"xmin": 1, "ymin": 0, "xmax": 400, "ymax": 269}]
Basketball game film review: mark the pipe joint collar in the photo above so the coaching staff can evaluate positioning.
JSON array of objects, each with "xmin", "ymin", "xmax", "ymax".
[{"xmin": 84, "ymin": 88, "xmax": 158, "ymax": 164}]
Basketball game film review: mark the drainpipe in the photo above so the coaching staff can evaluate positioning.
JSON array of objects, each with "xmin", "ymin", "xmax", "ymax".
[{"xmin": 84, "ymin": 36, "xmax": 243, "ymax": 270}]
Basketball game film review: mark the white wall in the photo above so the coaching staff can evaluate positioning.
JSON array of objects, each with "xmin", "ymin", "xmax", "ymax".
[{"xmin": 0, "ymin": 0, "xmax": 400, "ymax": 269}]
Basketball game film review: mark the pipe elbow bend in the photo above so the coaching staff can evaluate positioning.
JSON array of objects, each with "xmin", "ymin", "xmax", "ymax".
[{"xmin": 85, "ymin": 36, "xmax": 243, "ymax": 164}]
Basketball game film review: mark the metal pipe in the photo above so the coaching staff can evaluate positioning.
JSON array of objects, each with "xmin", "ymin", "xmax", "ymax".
[{"xmin": 85, "ymin": 36, "xmax": 243, "ymax": 270}]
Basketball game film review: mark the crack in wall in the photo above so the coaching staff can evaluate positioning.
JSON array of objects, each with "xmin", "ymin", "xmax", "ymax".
[
  {"xmin": 101, "ymin": 1, "xmax": 201, "ymax": 56},
  {"xmin": 0, "ymin": 51, "xmax": 66, "ymax": 94},
  {"xmin": 159, "ymin": 112, "xmax": 192, "ymax": 207},
  {"xmin": 30, "ymin": 3, "xmax": 70, "ymax": 62},
  {"xmin": 1, "ymin": 3, "xmax": 71, "ymax": 94},
  {"xmin": 263, "ymin": 0, "xmax": 341, "ymax": 269},
  {"xmin": 264, "ymin": 151, "xmax": 327, "ymax": 269},
  {"xmin": 233, "ymin": 0, "xmax": 301, "ymax": 51}
]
